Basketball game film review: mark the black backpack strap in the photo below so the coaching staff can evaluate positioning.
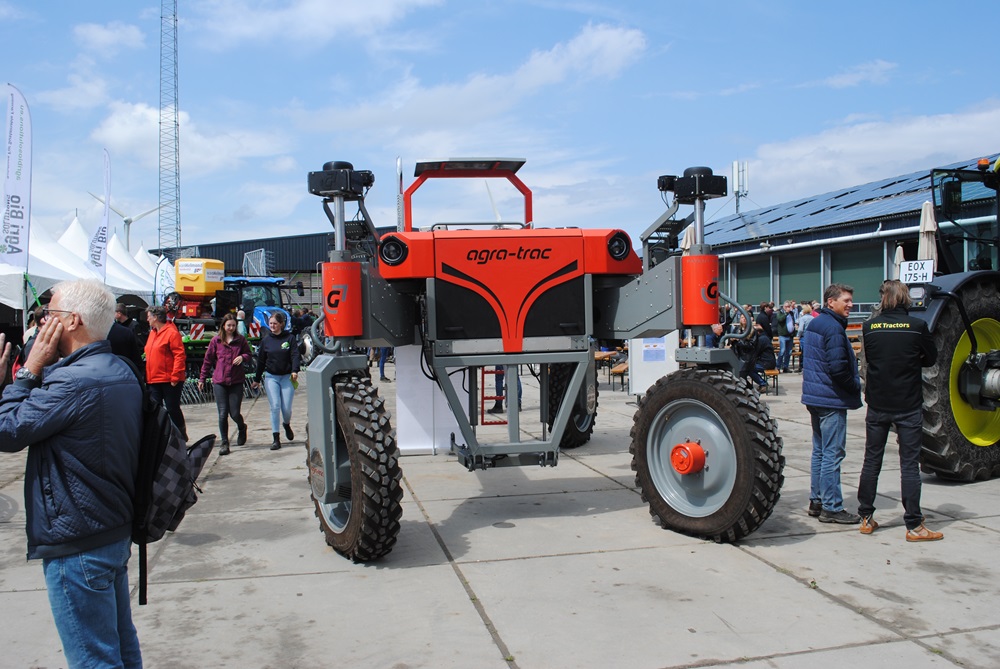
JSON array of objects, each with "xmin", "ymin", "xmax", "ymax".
[
  {"xmin": 138, "ymin": 542, "xmax": 148, "ymax": 605},
  {"xmin": 117, "ymin": 355, "xmax": 146, "ymax": 388}
]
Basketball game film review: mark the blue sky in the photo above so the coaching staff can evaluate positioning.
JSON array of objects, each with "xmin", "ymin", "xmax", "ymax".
[{"xmin": 3, "ymin": 1, "xmax": 999, "ymax": 252}]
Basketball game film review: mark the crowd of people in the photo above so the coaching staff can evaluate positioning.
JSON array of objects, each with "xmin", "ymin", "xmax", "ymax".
[{"xmin": 704, "ymin": 298, "xmax": 821, "ymax": 393}]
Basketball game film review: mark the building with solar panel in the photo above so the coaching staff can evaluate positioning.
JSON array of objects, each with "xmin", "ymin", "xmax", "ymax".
[{"xmin": 707, "ymin": 155, "xmax": 998, "ymax": 316}]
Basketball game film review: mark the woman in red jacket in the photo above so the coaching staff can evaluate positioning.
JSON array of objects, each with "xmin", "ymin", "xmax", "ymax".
[
  {"xmin": 197, "ymin": 313, "xmax": 251, "ymax": 455},
  {"xmin": 144, "ymin": 305, "xmax": 188, "ymax": 440}
]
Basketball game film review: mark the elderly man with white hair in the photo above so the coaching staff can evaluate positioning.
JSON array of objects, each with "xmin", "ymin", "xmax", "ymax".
[{"xmin": 0, "ymin": 278, "xmax": 144, "ymax": 668}]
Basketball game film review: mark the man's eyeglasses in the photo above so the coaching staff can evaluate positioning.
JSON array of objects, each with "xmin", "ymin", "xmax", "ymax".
[{"xmin": 41, "ymin": 307, "xmax": 74, "ymax": 318}]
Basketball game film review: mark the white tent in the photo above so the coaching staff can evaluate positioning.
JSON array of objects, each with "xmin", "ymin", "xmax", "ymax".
[
  {"xmin": 108, "ymin": 232, "xmax": 156, "ymax": 285},
  {"xmin": 133, "ymin": 244, "xmax": 159, "ymax": 275},
  {"xmin": 58, "ymin": 217, "xmax": 154, "ymax": 301},
  {"xmin": 0, "ymin": 224, "xmax": 107, "ymax": 311}
]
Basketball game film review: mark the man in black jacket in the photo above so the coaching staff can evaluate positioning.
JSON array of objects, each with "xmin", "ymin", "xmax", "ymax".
[{"xmin": 857, "ymin": 279, "xmax": 940, "ymax": 541}]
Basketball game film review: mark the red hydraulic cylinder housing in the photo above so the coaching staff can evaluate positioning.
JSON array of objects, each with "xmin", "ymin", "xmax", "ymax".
[
  {"xmin": 681, "ymin": 254, "xmax": 720, "ymax": 327},
  {"xmin": 322, "ymin": 261, "xmax": 363, "ymax": 337}
]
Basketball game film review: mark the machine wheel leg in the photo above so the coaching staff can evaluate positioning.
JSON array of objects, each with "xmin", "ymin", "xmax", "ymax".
[
  {"xmin": 547, "ymin": 363, "xmax": 598, "ymax": 449},
  {"xmin": 308, "ymin": 374, "xmax": 403, "ymax": 561},
  {"xmin": 922, "ymin": 280, "xmax": 1000, "ymax": 480},
  {"xmin": 630, "ymin": 367, "xmax": 784, "ymax": 542}
]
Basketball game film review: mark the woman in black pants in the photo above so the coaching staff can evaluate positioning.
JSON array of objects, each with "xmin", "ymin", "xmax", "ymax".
[{"xmin": 198, "ymin": 313, "xmax": 252, "ymax": 455}]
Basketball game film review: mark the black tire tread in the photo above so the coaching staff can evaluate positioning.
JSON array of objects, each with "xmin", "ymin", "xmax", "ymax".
[
  {"xmin": 547, "ymin": 363, "xmax": 597, "ymax": 449},
  {"xmin": 629, "ymin": 367, "xmax": 784, "ymax": 542},
  {"xmin": 922, "ymin": 280, "xmax": 1000, "ymax": 481},
  {"xmin": 310, "ymin": 374, "xmax": 403, "ymax": 561}
]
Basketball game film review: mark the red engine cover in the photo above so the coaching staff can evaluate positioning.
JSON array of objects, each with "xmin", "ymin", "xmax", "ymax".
[{"xmin": 380, "ymin": 228, "xmax": 640, "ymax": 351}]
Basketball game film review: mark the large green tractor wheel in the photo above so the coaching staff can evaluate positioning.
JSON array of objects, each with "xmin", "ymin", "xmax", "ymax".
[
  {"xmin": 547, "ymin": 363, "xmax": 598, "ymax": 449},
  {"xmin": 307, "ymin": 374, "xmax": 403, "ymax": 561},
  {"xmin": 630, "ymin": 367, "xmax": 784, "ymax": 542},
  {"xmin": 922, "ymin": 280, "xmax": 1000, "ymax": 480}
]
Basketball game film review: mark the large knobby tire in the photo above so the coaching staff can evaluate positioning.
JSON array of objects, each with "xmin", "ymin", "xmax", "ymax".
[
  {"xmin": 547, "ymin": 363, "xmax": 597, "ymax": 449},
  {"xmin": 630, "ymin": 367, "xmax": 784, "ymax": 542},
  {"xmin": 308, "ymin": 374, "xmax": 403, "ymax": 561},
  {"xmin": 922, "ymin": 280, "xmax": 1000, "ymax": 481}
]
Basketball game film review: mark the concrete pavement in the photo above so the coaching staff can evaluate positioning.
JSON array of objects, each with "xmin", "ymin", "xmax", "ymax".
[{"xmin": 2, "ymin": 366, "xmax": 999, "ymax": 668}]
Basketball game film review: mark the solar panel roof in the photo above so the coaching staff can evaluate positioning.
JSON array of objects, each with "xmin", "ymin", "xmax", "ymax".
[{"xmin": 706, "ymin": 155, "xmax": 996, "ymax": 248}]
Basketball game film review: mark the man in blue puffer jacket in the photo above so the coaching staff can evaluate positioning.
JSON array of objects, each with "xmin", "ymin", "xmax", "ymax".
[
  {"xmin": 0, "ymin": 279, "xmax": 143, "ymax": 668},
  {"xmin": 801, "ymin": 283, "xmax": 862, "ymax": 525}
]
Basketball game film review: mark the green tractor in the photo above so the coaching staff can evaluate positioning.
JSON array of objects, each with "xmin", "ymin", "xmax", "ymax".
[{"xmin": 910, "ymin": 155, "xmax": 1000, "ymax": 480}]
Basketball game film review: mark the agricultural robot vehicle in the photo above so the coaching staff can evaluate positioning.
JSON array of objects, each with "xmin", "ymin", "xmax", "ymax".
[
  {"xmin": 304, "ymin": 158, "xmax": 785, "ymax": 561},
  {"xmin": 909, "ymin": 155, "xmax": 1000, "ymax": 480}
]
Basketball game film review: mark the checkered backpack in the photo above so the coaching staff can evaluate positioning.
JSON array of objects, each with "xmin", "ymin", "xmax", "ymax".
[{"xmin": 120, "ymin": 358, "xmax": 215, "ymax": 604}]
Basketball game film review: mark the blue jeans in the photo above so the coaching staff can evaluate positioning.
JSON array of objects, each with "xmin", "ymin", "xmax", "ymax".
[
  {"xmin": 378, "ymin": 347, "xmax": 389, "ymax": 378},
  {"xmin": 809, "ymin": 407, "xmax": 848, "ymax": 512},
  {"xmin": 43, "ymin": 536, "xmax": 142, "ymax": 668},
  {"xmin": 778, "ymin": 335, "xmax": 793, "ymax": 370},
  {"xmin": 858, "ymin": 407, "xmax": 925, "ymax": 529},
  {"xmin": 264, "ymin": 373, "xmax": 295, "ymax": 432},
  {"xmin": 494, "ymin": 365, "xmax": 522, "ymax": 404}
]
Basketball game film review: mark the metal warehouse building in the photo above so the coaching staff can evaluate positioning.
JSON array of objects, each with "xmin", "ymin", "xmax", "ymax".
[{"xmin": 708, "ymin": 155, "xmax": 997, "ymax": 313}]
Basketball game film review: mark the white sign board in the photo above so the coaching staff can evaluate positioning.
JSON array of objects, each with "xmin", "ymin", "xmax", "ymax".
[
  {"xmin": 395, "ymin": 344, "xmax": 465, "ymax": 455},
  {"xmin": 629, "ymin": 331, "xmax": 680, "ymax": 396},
  {"xmin": 900, "ymin": 259, "xmax": 933, "ymax": 284}
]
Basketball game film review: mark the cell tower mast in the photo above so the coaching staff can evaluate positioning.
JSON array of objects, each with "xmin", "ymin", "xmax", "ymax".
[
  {"xmin": 733, "ymin": 161, "xmax": 749, "ymax": 214},
  {"xmin": 158, "ymin": 0, "xmax": 181, "ymax": 256}
]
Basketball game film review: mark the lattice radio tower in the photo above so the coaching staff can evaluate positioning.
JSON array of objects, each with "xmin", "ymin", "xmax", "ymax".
[{"xmin": 158, "ymin": 0, "xmax": 181, "ymax": 257}]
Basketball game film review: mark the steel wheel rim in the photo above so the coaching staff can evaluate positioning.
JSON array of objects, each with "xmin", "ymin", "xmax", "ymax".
[
  {"xmin": 950, "ymin": 317, "xmax": 1000, "ymax": 446},
  {"xmin": 318, "ymin": 498, "xmax": 351, "ymax": 533},
  {"xmin": 646, "ymin": 397, "xmax": 737, "ymax": 517}
]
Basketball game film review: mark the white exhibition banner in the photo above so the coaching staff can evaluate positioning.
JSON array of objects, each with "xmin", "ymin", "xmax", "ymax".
[
  {"xmin": 88, "ymin": 149, "xmax": 110, "ymax": 280},
  {"xmin": 3, "ymin": 83, "xmax": 31, "ymax": 272}
]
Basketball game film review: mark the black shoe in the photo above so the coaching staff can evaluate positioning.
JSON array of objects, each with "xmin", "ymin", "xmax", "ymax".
[
  {"xmin": 237, "ymin": 422, "xmax": 248, "ymax": 446},
  {"xmin": 283, "ymin": 423, "xmax": 294, "ymax": 441},
  {"xmin": 379, "ymin": 376, "xmax": 391, "ymax": 382},
  {"xmin": 807, "ymin": 500, "xmax": 822, "ymax": 517},
  {"xmin": 270, "ymin": 432, "xmax": 281, "ymax": 450},
  {"xmin": 219, "ymin": 440, "xmax": 230, "ymax": 456},
  {"xmin": 487, "ymin": 402, "xmax": 504, "ymax": 414},
  {"xmin": 819, "ymin": 509, "xmax": 861, "ymax": 524}
]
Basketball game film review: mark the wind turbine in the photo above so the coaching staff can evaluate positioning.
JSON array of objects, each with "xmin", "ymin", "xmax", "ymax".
[{"xmin": 88, "ymin": 193, "xmax": 163, "ymax": 251}]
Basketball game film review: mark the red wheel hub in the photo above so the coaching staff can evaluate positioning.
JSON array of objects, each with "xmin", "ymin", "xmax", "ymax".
[{"xmin": 670, "ymin": 441, "xmax": 706, "ymax": 475}]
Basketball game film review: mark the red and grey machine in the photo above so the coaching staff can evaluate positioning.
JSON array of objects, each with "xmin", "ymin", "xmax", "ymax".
[{"xmin": 304, "ymin": 158, "xmax": 784, "ymax": 562}]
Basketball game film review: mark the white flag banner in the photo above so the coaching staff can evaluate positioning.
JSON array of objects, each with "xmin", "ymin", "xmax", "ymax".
[
  {"xmin": 2, "ymin": 84, "xmax": 32, "ymax": 271},
  {"xmin": 88, "ymin": 149, "xmax": 110, "ymax": 280}
]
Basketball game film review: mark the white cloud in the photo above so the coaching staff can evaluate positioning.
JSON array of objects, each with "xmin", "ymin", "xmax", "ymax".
[
  {"xmin": 0, "ymin": 2, "xmax": 29, "ymax": 20},
  {"xmin": 748, "ymin": 101, "xmax": 1000, "ymax": 206},
  {"xmin": 298, "ymin": 24, "xmax": 645, "ymax": 135},
  {"xmin": 34, "ymin": 73, "xmax": 110, "ymax": 110},
  {"xmin": 264, "ymin": 156, "xmax": 299, "ymax": 173},
  {"xmin": 90, "ymin": 102, "xmax": 291, "ymax": 177},
  {"xmin": 188, "ymin": 0, "xmax": 443, "ymax": 49},
  {"xmin": 815, "ymin": 59, "xmax": 897, "ymax": 89},
  {"xmin": 73, "ymin": 21, "xmax": 145, "ymax": 56}
]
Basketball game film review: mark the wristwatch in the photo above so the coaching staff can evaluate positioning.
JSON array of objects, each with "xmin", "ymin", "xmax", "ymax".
[{"xmin": 14, "ymin": 367, "xmax": 41, "ymax": 384}]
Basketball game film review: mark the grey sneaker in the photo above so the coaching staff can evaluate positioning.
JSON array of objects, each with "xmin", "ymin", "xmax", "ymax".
[
  {"xmin": 807, "ymin": 500, "xmax": 822, "ymax": 517},
  {"xmin": 819, "ymin": 509, "xmax": 861, "ymax": 524}
]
